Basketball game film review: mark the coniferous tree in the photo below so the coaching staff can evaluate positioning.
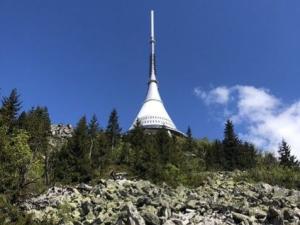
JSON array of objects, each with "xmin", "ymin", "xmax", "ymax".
[
  {"xmin": 0, "ymin": 89, "xmax": 22, "ymax": 129},
  {"xmin": 183, "ymin": 126, "xmax": 195, "ymax": 152},
  {"xmin": 106, "ymin": 109, "xmax": 122, "ymax": 150},
  {"xmin": 142, "ymin": 135, "xmax": 161, "ymax": 181},
  {"xmin": 54, "ymin": 116, "xmax": 91, "ymax": 183},
  {"xmin": 72, "ymin": 116, "xmax": 91, "ymax": 182},
  {"xmin": 278, "ymin": 139, "xmax": 299, "ymax": 168},
  {"xmin": 128, "ymin": 120, "xmax": 146, "ymax": 173},
  {"xmin": 91, "ymin": 132, "xmax": 108, "ymax": 172},
  {"xmin": 239, "ymin": 142, "xmax": 257, "ymax": 169},
  {"xmin": 17, "ymin": 111, "xmax": 27, "ymax": 128},
  {"xmin": 155, "ymin": 128, "xmax": 173, "ymax": 164},
  {"xmin": 222, "ymin": 120, "xmax": 257, "ymax": 170},
  {"xmin": 222, "ymin": 120, "xmax": 240, "ymax": 170},
  {"xmin": 205, "ymin": 140, "xmax": 224, "ymax": 170},
  {"xmin": 88, "ymin": 114, "xmax": 100, "ymax": 164}
]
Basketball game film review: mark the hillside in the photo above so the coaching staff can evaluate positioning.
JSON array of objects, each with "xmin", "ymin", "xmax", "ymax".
[
  {"xmin": 21, "ymin": 172, "xmax": 300, "ymax": 225},
  {"xmin": 0, "ymin": 89, "xmax": 300, "ymax": 225}
]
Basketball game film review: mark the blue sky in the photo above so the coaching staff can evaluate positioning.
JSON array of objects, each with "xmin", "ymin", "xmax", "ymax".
[{"xmin": 1, "ymin": 1, "xmax": 300, "ymax": 156}]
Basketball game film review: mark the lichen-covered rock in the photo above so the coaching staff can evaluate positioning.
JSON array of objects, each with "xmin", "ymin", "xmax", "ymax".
[
  {"xmin": 22, "ymin": 172, "xmax": 300, "ymax": 225},
  {"xmin": 116, "ymin": 202, "xmax": 145, "ymax": 225},
  {"xmin": 142, "ymin": 211, "xmax": 160, "ymax": 225}
]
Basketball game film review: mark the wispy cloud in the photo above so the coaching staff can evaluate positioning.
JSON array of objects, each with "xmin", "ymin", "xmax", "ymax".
[
  {"xmin": 194, "ymin": 86, "xmax": 230, "ymax": 105},
  {"xmin": 195, "ymin": 85, "xmax": 300, "ymax": 159}
]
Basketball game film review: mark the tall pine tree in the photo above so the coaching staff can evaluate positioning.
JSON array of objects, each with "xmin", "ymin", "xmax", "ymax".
[
  {"xmin": 106, "ymin": 109, "xmax": 121, "ymax": 150},
  {"xmin": 88, "ymin": 114, "xmax": 100, "ymax": 164},
  {"xmin": 222, "ymin": 120, "xmax": 240, "ymax": 170},
  {"xmin": 278, "ymin": 139, "xmax": 299, "ymax": 168},
  {"xmin": 128, "ymin": 120, "xmax": 146, "ymax": 173},
  {"xmin": 54, "ymin": 116, "xmax": 91, "ymax": 183},
  {"xmin": 0, "ymin": 89, "xmax": 22, "ymax": 129},
  {"xmin": 183, "ymin": 126, "xmax": 195, "ymax": 152}
]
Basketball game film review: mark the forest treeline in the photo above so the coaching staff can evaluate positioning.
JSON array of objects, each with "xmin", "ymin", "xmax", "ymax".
[{"xmin": 0, "ymin": 89, "xmax": 299, "ymax": 224}]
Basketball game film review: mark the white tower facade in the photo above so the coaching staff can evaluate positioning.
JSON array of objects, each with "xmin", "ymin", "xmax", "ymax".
[{"xmin": 130, "ymin": 11, "xmax": 182, "ymax": 135}]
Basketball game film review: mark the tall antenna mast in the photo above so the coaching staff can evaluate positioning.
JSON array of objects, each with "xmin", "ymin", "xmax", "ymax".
[
  {"xmin": 149, "ymin": 10, "xmax": 157, "ymax": 82},
  {"xmin": 150, "ymin": 10, "xmax": 155, "ymax": 52}
]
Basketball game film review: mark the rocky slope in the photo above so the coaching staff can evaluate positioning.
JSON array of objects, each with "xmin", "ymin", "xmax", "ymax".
[{"xmin": 22, "ymin": 172, "xmax": 300, "ymax": 225}]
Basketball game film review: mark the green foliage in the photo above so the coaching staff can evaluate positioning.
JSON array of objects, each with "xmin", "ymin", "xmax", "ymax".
[
  {"xmin": 161, "ymin": 163, "xmax": 184, "ymax": 187},
  {"xmin": 53, "ymin": 116, "xmax": 92, "ymax": 183},
  {"xmin": 183, "ymin": 126, "xmax": 196, "ymax": 153},
  {"xmin": 19, "ymin": 107, "xmax": 51, "ymax": 154},
  {"xmin": 106, "ymin": 109, "xmax": 121, "ymax": 149},
  {"xmin": 19, "ymin": 107, "xmax": 51, "ymax": 185},
  {"xmin": 0, "ymin": 127, "xmax": 32, "ymax": 196},
  {"xmin": 0, "ymin": 89, "xmax": 22, "ymax": 129},
  {"xmin": 0, "ymin": 88, "xmax": 300, "ymax": 225},
  {"xmin": 223, "ymin": 120, "xmax": 241, "ymax": 170},
  {"xmin": 235, "ymin": 152, "xmax": 300, "ymax": 189},
  {"xmin": 56, "ymin": 202, "xmax": 73, "ymax": 224},
  {"xmin": 278, "ymin": 139, "xmax": 299, "ymax": 168},
  {"xmin": 222, "ymin": 120, "xmax": 257, "ymax": 170},
  {"xmin": 204, "ymin": 140, "xmax": 224, "ymax": 170}
]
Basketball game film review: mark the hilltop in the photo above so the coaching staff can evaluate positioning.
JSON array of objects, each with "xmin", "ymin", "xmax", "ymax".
[{"xmin": 0, "ymin": 89, "xmax": 299, "ymax": 225}]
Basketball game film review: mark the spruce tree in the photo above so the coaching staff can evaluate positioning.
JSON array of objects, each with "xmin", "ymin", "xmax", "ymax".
[
  {"xmin": 209, "ymin": 140, "xmax": 225, "ymax": 170},
  {"xmin": 128, "ymin": 120, "xmax": 146, "ymax": 173},
  {"xmin": 129, "ymin": 120, "xmax": 144, "ymax": 150},
  {"xmin": 222, "ymin": 120, "xmax": 240, "ymax": 170},
  {"xmin": 142, "ymin": 135, "xmax": 161, "ymax": 181},
  {"xmin": 106, "ymin": 109, "xmax": 122, "ymax": 150},
  {"xmin": 0, "ymin": 89, "xmax": 22, "ymax": 128},
  {"xmin": 88, "ymin": 114, "xmax": 100, "ymax": 164},
  {"xmin": 54, "ymin": 116, "xmax": 91, "ymax": 183},
  {"xmin": 183, "ymin": 126, "xmax": 195, "ymax": 152},
  {"xmin": 73, "ymin": 116, "xmax": 91, "ymax": 181},
  {"xmin": 155, "ymin": 128, "xmax": 173, "ymax": 164},
  {"xmin": 234, "ymin": 141, "xmax": 256, "ymax": 169},
  {"xmin": 223, "ymin": 120, "xmax": 239, "ymax": 147},
  {"xmin": 278, "ymin": 139, "xmax": 299, "ymax": 168},
  {"xmin": 17, "ymin": 111, "xmax": 27, "ymax": 128}
]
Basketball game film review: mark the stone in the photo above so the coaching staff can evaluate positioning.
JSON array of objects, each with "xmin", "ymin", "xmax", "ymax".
[
  {"xmin": 250, "ymin": 207, "xmax": 267, "ymax": 219},
  {"xmin": 158, "ymin": 206, "xmax": 172, "ymax": 219},
  {"xmin": 78, "ymin": 183, "xmax": 93, "ymax": 192},
  {"xmin": 260, "ymin": 183, "xmax": 273, "ymax": 193},
  {"xmin": 137, "ymin": 196, "xmax": 151, "ymax": 207},
  {"xmin": 22, "ymin": 172, "xmax": 300, "ymax": 225},
  {"xmin": 81, "ymin": 201, "xmax": 93, "ymax": 216},
  {"xmin": 282, "ymin": 208, "xmax": 294, "ymax": 220},
  {"xmin": 85, "ymin": 211, "xmax": 96, "ymax": 223},
  {"xmin": 116, "ymin": 202, "xmax": 145, "ymax": 225},
  {"xmin": 163, "ymin": 220, "xmax": 176, "ymax": 225},
  {"xmin": 186, "ymin": 200, "xmax": 198, "ymax": 209},
  {"xmin": 232, "ymin": 212, "xmax": 251, "ymax": 224},
  {"xmin": 265, "ymin": 207, "xmax": 284, "ymax": 225},
  {"xmin": 142, "ymin": 211, "xmax": 160, "ymax": 225}
]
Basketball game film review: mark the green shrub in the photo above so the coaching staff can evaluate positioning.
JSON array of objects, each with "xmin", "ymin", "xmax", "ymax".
[{"xmin": 236, "ymin": 165, "xmax": 300, "ymax": 190}]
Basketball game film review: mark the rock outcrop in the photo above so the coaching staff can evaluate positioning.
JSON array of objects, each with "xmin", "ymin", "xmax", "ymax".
[
  {"xmin": 49, "ymin": 124, "xmax": 74, "ymax": 151},
  {"xmin": 51, "ymin": 124, "xmax": 73, "ymax": 138},
  {"xmin": 22, "ymin": 172, "xmax": 300, "ymax": 225}
]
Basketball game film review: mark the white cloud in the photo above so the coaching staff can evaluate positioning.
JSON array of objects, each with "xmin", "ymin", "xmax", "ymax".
[
  {"xmin": 196, "ymin": 85, "xmax": 300, "ymax": 160},
  {"xmin": 194, "ymin": 86, "xmax": 230, "ymax": 105}
]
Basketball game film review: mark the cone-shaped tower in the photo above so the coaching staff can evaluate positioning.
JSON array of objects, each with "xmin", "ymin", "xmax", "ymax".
[{"xmin": 130, "ymin": 10, "xmax": 182, "ymax": 135}]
